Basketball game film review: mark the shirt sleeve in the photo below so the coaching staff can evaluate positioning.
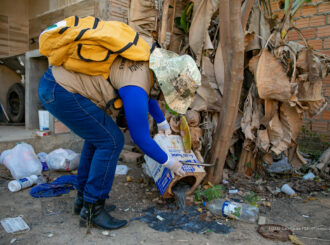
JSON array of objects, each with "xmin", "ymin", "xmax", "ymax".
[
  {"xmin": 148, "ymin": 98, "xmax": 166, "ymax": 124},
  {"xmin": 118, "ymin": 85, "xmax": 168, "ymax": 164}
]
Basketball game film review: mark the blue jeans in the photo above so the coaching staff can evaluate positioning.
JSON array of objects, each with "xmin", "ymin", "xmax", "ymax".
[{"xmin": 38, "ymin": 68, "xmax": 124, "ymax": 203}]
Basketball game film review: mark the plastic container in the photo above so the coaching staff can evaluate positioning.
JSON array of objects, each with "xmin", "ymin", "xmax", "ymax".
[
  {"xmin": 46, "ymin": 148, "xmax": 79, "ymax": 171},
  {"xmin": 0, "ymin": 143, "xmax": 42, "ymax": 179},
  {"xmin": 37, "ymin": 152, "xmax": 49, "ymax": 171},
  {"xmin": 205, "ymin": 198, "xmax": 259, "ymax": 223},
  {"xmin": 302, "ymin": 172, "xmax": 315, "ymax": 180},
  {"xmin": 8, "ymin": 175, "xmax": 38, "ymax": 192},
  {"xmin": 281, "ymin": 184, "xmax": 296, "ymax": 196}
]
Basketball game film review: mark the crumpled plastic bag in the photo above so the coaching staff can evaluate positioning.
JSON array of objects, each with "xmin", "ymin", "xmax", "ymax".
[
  {"xmin": 0, "ymin": 143, "xmax": 42, "ymax": 179},
  {"xmin": 46, "ymin": 148, "xmax": 80, "ymax": 171}
]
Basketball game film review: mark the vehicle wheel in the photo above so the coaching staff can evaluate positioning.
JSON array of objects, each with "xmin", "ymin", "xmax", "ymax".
[{"xmin": 6, "ymin": 83, "xmax": 25, "ymax": 123}]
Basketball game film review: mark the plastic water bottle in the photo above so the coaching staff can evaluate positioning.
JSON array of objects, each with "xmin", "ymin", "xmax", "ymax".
[
  {"xmin": 205, "ymin": 198, "xmax": 259, "ymax": 223},
  {"xmin": 8, "ymin": 175, "xmax": 38, "ymax": 192}
]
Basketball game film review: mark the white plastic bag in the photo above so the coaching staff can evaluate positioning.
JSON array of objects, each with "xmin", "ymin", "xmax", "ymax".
[
  {"xmin": 46, "ymin": 148, "xmax": 79, "ymax": 171},
  {"xmin": 0, "ymin": 143, "xmax": 42, "ymax": 179}
]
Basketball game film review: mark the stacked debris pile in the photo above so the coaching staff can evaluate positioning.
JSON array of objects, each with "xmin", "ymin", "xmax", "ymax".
[{"xmin": 129, "ymin": 0, "xmax": 329, "ymax": 183}]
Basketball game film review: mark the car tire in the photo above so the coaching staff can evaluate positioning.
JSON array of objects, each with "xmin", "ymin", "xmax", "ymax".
[{"xmin": 6, "ymin": 83, "xmax": 25, "ymax": 123}]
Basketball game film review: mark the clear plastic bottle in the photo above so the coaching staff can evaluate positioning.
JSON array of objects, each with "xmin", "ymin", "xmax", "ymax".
[
  {"xmin": 8, "ymin": 175, "xmax": 38, "ymax": 192},
  {"xmin": 205, "ymin": 198, "xmax": 259, "ymax": 223}
]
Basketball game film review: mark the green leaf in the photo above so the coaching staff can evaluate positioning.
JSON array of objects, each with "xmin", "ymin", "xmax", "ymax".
[
  {"xmin": 165, "ymin": 103, "xmax": 179, "ymax": 115},
  {"xmin": 174, "ymin": 17, "xmax": 182, "ymax": 29},
  {"xmin": 180, "ymin": 1, "xmax": 194, "ymax": 33}
]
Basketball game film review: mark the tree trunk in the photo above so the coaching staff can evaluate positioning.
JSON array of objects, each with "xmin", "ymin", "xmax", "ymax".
[{"xmin": 206, "ymin": 0, "xmax": 245, "ymax": 184}]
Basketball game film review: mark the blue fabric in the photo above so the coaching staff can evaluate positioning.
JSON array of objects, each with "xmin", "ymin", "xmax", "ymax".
[
  {"xmin": 30, "ymin": 175, "xmax": 77, "ymax": 198},
  {"xmin": 148, "ymin": 98, "xmax": 165, "ymax": 124},
  {"xmin": 119, "ymin": 86, "xmax": 168, "ymax": 164},
  {"xmin": 38, "ymin": 68, "xmax": 124, "ymax": 203}
]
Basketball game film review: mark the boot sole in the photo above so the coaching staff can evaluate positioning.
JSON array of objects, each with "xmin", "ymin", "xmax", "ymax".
[{"xmin": 79, "ymin": 218, "xmax": 127, "ymax": 230}]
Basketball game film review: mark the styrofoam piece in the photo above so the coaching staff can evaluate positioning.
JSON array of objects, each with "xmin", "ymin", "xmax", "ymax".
[
  {"xmin": 1, "ymin": 216, "xmax": 30, "ymax": 233},
  {"xmin": 115, "ymin": 165, "xmax": 129, "ymax": 175}
]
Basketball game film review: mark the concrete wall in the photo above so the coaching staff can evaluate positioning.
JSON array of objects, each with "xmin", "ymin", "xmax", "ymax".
[{"xmin": 0, "ymin": 0, "xmax": 29, "ymax": 58}]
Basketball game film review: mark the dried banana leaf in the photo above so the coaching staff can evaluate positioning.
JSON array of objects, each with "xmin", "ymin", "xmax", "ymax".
[
  {"xmin": 214, "ymin": 40, "xmax": 225, "ymax": 95},
  {"xmin": 256, "ymin": 50, "xmax": 292, "ymax": 101},
  {"xmin": 189, "ymin": 0, "xmax": 219, "ymax": 62}
]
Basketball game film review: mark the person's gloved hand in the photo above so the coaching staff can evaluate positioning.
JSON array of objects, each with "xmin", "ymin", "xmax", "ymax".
[
  {"xmin": 157, "ymin": 120, "xmax": 171, "ymax": 136},
  {"xmin": 163, "ymin": 157, "xmax": 185, "ymax": 176}
]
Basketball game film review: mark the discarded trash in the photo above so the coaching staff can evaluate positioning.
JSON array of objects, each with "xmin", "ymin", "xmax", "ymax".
[
  {"xmin": 102, "ymin": 231, "xmax": 110, "ymax": 236},
  {"xmin": 8, "ymin": 175, "xmax": 38, "ymax": 192},
  {"xmin": 228, "ymin": 189, "xmax": 239, "ymax": 194},
  {"xmin": 46, "ymin": 148, "xmax": 79, "ymax": 171},
  {"xmin": 144, "ymin": 134, "xmax": 205, "ymax": 198},
  {"xmin": 1, "ymin": 216, "xmax": 30, "ymax": 233},
  {"xmin": 258, "ymin": 216, "xmax": 266, "ymax": 225},
  {"xmin": 38, "ymin": 110, "xmax": 50, "ymax": 131},
  {"xmin": 126, "ymin": 176, "xmax": 133, "ymax": 182},
  {"xmin": 10, "ymin": 238, "xmax": 17, "ymax": 244},
  {"xmin": 222, "ymin": 180, "xmax": 229, "ymax": 184},
  {"xmin": 302, "ymin": 172, "xmax": 315, "ymax": 180},
  {"xmin": 36, "ymin": 130, "xmax": 51, "ymax": 137},
  {"xmin": 156, "ymin": 215, "xmax": 164, "ymax": 221},
  {"xmin": 47, "ymin": 233, "xmax": 54, "ymax": 238},
  {"xmin": 302, "ymin": 215, "xmax": 309, "ymax": 218},
  {"xmin": 37, "ymin": 152, "xmax": 49, "ymax": 171},
  {"xmin": 257, "ymin": 224, "xmax": 292, "ymax": 242},
  {"xmin": 0, "ymin": 143, "xmax": 42, "ymax": 179},
  {"xmin": 205, "ymin": 198, "xmax": 259, "ymax": 223},
  {"xmin": 267, "ymin": 157, "xmax": 292, "ymax": 174},
  {"xmin": 30, "ymin": 175, "xmax": 77, "ymax": 198},
  {"xmin": 281, "ymin": 184, "xmax": 296, "ymax": 196},
  {"xmin": 115, "ymin": 165, "xmax": 129, "ymax": 175},
  {"xmin": 133, "ymin": 206, "xmax": 233, "ymax": 234}
]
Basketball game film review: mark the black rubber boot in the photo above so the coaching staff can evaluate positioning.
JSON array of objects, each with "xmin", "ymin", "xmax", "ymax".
[
  {"xmin": 80, "ymin": 200, "xmax": 127, "ymax": 230},
  {"xmin": 73, "ymin": 192, "xmax": 116, "ymax": 215}
]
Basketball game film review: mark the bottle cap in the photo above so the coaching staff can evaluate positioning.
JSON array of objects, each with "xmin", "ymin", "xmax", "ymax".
[{"xmin": 8, "ymin": 180, "xmax": 21, "ymax": 192}]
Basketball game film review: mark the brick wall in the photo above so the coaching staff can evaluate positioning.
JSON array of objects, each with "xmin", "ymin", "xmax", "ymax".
[{"xmin": 272, "ymin": 0, "xmax": 330, "ymax": 142}]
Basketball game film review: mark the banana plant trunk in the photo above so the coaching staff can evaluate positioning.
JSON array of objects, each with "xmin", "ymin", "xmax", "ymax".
[{"xmin": 206, "ymin": 0, "xmax": 244, "ymax": 184}]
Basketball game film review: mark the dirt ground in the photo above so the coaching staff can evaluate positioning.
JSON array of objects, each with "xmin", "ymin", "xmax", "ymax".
[{"xmin": 0, "ymin": 161, "xmax": 329, "ymax": 245}]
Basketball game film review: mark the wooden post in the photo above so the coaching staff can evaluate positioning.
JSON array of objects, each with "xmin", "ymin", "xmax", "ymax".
[{"xmin": 206, "ymin": 0, "xmax": 245, "ymax": 184}]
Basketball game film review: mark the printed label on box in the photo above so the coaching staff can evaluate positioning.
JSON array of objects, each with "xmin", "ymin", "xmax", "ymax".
[{"xmin": 145, "ymin": 134, "xmax": 205, "ymax": 195}]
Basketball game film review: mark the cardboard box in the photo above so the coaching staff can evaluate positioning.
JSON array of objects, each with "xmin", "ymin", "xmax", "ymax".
[{"xmin": 145, "ymin": 134, "xmax": 206, "ymax": 198}]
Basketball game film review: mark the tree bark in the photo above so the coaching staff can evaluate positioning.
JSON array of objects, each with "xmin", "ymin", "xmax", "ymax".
[{"xmin": 206, "ymin": 0, "xmax": 245, "ymax": 184}]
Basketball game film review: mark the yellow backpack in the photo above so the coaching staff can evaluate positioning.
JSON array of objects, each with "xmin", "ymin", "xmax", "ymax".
[{"xmin": 39, "ymin": 16, "xmax": 151, "ymax": 79}]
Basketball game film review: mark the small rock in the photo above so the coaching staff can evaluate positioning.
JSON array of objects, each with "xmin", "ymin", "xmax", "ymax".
[
  {"xmin": 102, "ymin": 231, "xmax": 110, "ymax": 236},
  {"xmin": 146, "ymin": 192, "xmax": 153, "ymax": 196}
]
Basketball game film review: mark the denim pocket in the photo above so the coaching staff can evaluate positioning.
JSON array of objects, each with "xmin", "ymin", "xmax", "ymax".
[{"xmin": 38, "ymin": 69, "xmax": 57, "ymax": 104}]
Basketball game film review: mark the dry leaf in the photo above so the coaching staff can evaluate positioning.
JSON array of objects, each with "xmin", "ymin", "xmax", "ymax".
[
  {"xmin": 256, "ymin": 50, "xmax": 292, "ymax": 101},
  {"xmin": 214, "ymin": 41, "xmax": 225, "ymax": 95},
  {"xmin": 288, "ymin": 235, "xmax": 303, "ymax": 245},
  {"xmin": 186, "ymin": 110, "xmax": 201, "ymax": 127}
]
